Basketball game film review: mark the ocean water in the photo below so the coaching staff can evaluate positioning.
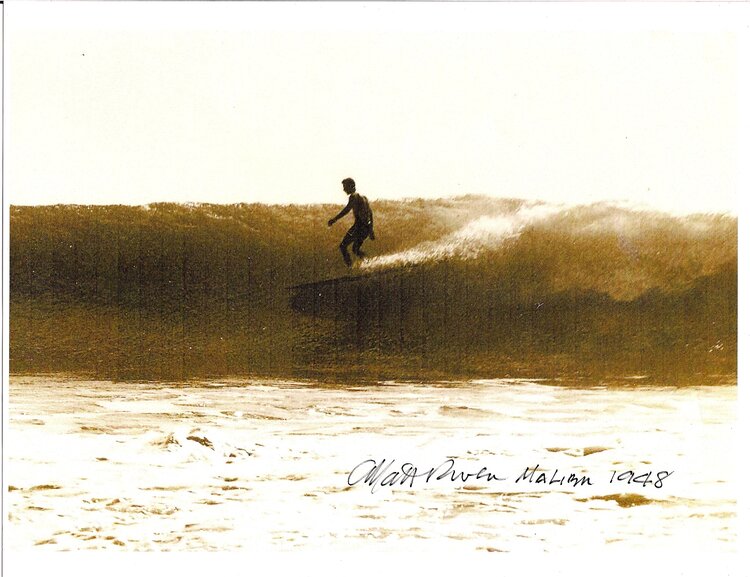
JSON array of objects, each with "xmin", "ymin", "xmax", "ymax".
[{"xmin": 5, "ymin": 376, "xmax": 736, "ymax": 553}]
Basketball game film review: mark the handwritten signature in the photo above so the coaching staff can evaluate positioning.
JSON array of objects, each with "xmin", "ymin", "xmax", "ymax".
[{"xmin": 347, "ymin": 459, "xmax": 673, "ymax": 494}]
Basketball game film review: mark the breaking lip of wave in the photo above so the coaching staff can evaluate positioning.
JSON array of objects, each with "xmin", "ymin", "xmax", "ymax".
[{"xmin": 361, "ymin": 203, "xmax": 564, "ymax": 271}]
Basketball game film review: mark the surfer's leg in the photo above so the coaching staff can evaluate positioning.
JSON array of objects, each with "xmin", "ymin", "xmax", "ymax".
[
  {"xmin": 339, "ymin": 244, "xmax": 352, "ymax": 267},
  {"xmin": 352, "ymin": 224, "xmax": 368, "ymax": 258},
  {"xmin": 340, "ymin": 227, "xmax": 356, "ymax": 267},
  {"xmin": 353, "ymin": 236, "xmax": 366, "ymax": 258}
]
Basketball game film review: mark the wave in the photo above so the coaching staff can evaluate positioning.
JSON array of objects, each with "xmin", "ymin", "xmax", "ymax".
[
  {"xmin": 360, "ymin": 201, "xmax": 736, "ymax": 301},
  {"xmin": 9, "ymin": 197, "xmax": 737, "ymax": 381}
]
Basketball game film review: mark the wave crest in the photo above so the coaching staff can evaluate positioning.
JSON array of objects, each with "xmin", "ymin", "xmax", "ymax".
[{"xmin": 362, "ymin": 203, "xmax": 562, "ymax": 270}]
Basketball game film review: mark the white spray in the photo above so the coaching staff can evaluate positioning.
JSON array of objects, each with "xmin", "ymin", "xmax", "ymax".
[{"xmin": 361, "ymin": 203, "xmax": 564, "ymax": 271}]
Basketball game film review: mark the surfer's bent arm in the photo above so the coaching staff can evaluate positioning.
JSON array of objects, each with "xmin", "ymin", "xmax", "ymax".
[{"xmin": 328, "ymin": 197, "xmax": 353, "ymax": 226}]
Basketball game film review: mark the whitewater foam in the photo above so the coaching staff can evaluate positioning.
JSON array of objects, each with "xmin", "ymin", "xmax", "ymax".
[{"xmin": 362, "ymin": 203, "xmax": 563, "ymax": 270}]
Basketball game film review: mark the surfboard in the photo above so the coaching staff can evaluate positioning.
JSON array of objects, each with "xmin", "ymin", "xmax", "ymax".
[{"xmin": 286, "ymin": 264, "xmax": 405, "ymax": 292}]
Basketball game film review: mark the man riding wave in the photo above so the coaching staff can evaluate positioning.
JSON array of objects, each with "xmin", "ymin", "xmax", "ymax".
[{"xmin": 328, "ymin": 178, "xmax": 375, "ymax": 267}]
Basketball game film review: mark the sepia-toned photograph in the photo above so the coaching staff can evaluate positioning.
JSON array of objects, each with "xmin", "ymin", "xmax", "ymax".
[{"xmin": 2, "ymin": 1, "xmax": 745, "ymax": 573}]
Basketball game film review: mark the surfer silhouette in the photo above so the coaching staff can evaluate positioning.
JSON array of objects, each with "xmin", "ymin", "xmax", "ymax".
[{"xmin": 328, "ymin": 178, "xmax": 375, "ymax": 267}]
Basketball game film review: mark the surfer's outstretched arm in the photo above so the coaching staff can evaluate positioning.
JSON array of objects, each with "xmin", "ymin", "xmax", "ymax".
[{"xmin": 328, "ymin": 196, "xmax": 353, "ymax": 226}]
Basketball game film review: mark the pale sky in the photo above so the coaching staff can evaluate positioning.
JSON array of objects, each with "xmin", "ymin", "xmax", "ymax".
[{"xmin": 4, "ymin": 2, "xmax": 747, "ymax": 214}]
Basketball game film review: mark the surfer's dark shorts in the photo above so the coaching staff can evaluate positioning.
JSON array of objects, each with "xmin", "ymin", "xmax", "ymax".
[{"xmin": 341, "ymin": 222, "xmax": 371, "ymax": 248}]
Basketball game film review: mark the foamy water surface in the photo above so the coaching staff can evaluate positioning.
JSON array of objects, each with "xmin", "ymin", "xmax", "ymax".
[{"xmin": 6, "ymin": 377, "xmax": 736, "ymax": 553}]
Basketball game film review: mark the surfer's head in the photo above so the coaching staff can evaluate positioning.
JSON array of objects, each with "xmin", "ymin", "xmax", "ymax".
[{"xmin": 342, "ymin": 178, "xmax": 356, "ymax": 195}]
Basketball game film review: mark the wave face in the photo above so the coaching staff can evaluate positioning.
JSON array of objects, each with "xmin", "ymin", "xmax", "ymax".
[{"xmin": 10, "ymin": 198, "xmax": 737, "ymax": 382}]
